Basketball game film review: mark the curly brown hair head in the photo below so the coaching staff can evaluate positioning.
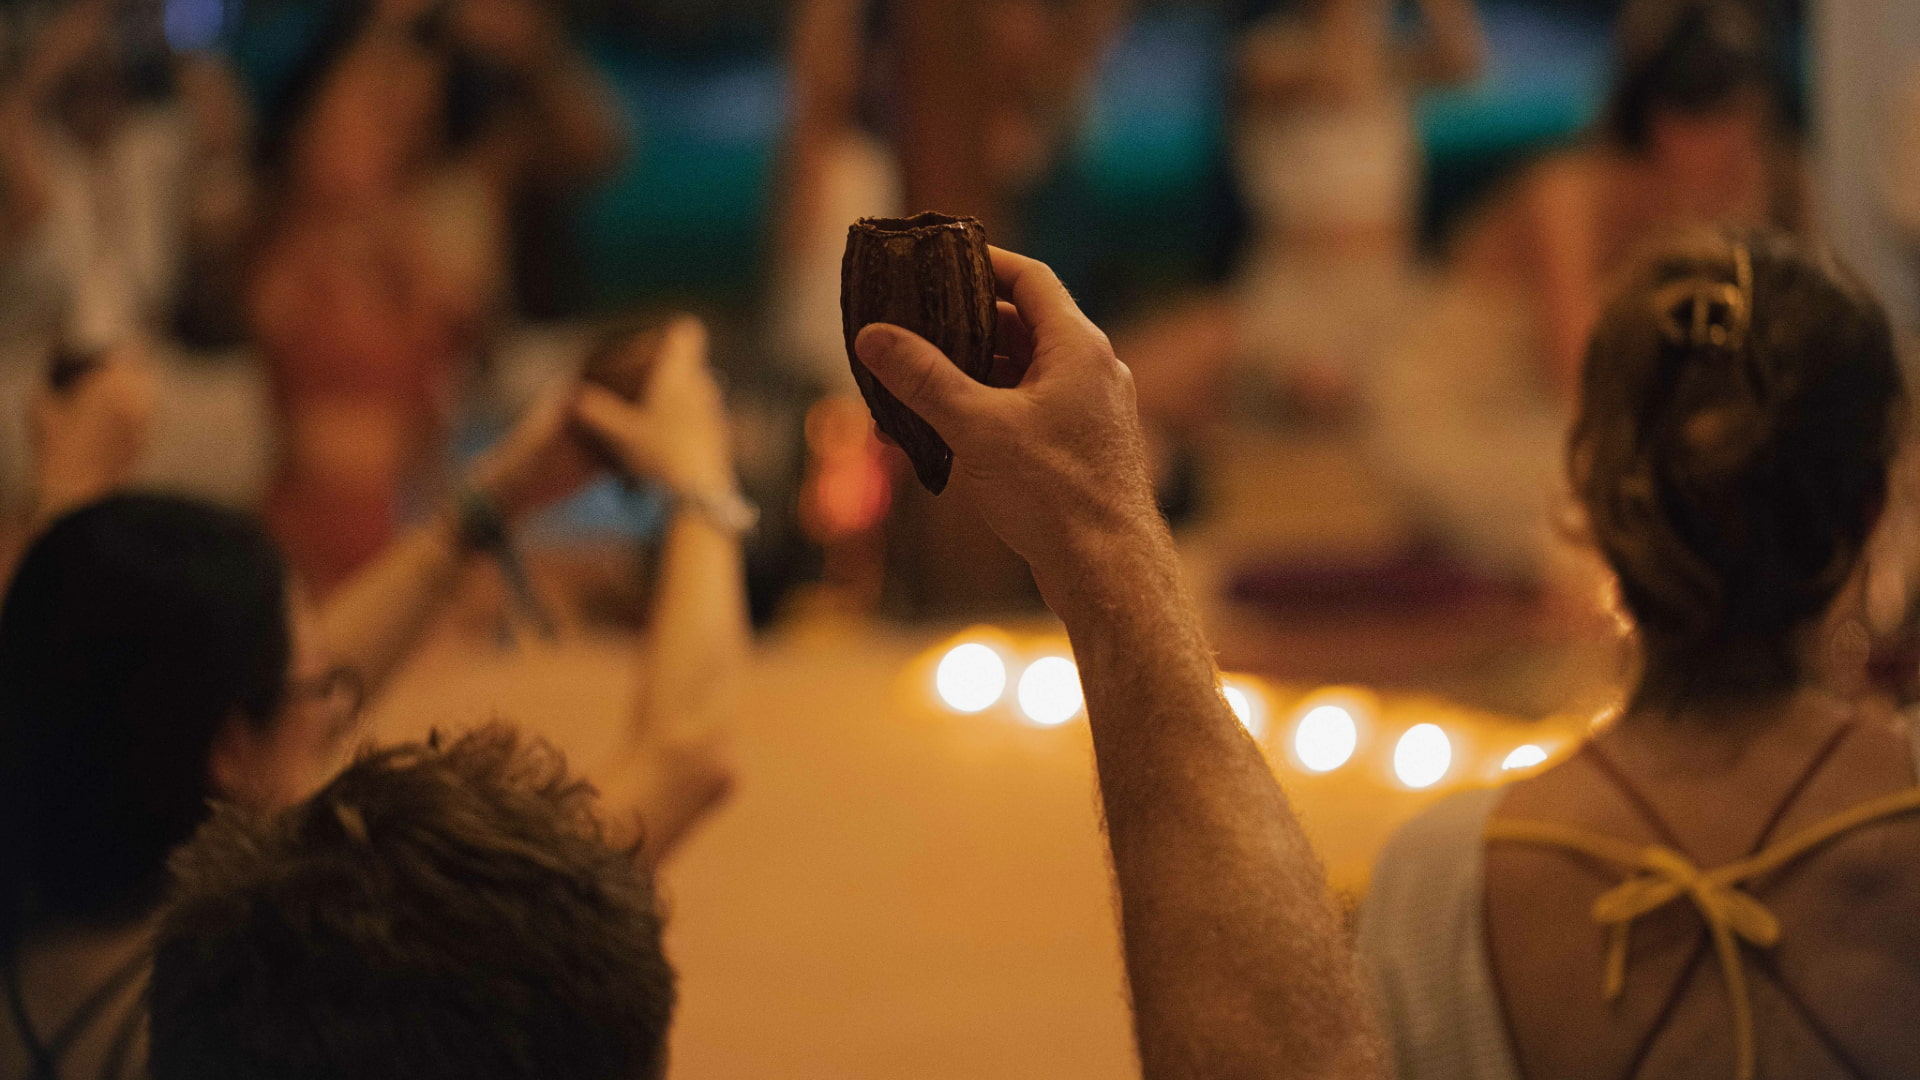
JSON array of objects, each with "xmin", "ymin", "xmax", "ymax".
[
  {"xmin": 150, "ymin": 726, "xmax": 674, "ymax": 1080},
  {"xmin": 1571, "ymin": 228, "xmax": 1904, "ymax": 700}
]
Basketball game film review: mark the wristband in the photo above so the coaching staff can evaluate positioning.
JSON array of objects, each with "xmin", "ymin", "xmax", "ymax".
[
  {"xmin": 451, "ymin": 486, "xmax": 511, "ymax": 555},
  {"xmin": 673, "ymin": 487, "xmax": 759, "ymax": 537},
  {"xmin": 449, "ymin": 486, "xmax": 556, "ymax": 642}
]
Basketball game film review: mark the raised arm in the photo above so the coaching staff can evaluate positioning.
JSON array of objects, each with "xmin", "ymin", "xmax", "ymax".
[
  {"xmin": 1, "ymin": 343, "xmax": 157, "ymax": 579},
  {"xmin": 319, "ymin": 388, "xmax": 597, "ymax": 698},
  {"xmin": 27, "ymin": 344, "xmax": 156, "ymax": 526},
  {"xmin": 571, "ymin": 319, "xmax": 749, "ymax": 864},
  {"xmin": 853, "ymin": 249, "xmax": 1385, "ymax": 1080}
]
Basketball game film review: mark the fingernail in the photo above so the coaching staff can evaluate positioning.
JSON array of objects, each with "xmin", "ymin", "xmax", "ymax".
[{"xmin": 854, "ymin": 324, "xmax": 896, "ymax": 365}]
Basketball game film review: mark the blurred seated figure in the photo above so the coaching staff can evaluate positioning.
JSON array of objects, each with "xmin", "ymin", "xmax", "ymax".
[
  {"xmin": 1361, "ymin": 229, "xmax": 1920, "ymax": 1080},
  {"xmin": 144, "ymin": 245, "xmax": 1388, "ymax": 1080},
  {"xmin": 1365, "ymin": 0, "xmax": 1802, "ymax": 592},
  {"xmin": 0, "ymin": 0, "xmax": 254, "ymax": 514},
  {"xmin": 1234, "ymin": 0, "xmax": 1485, "ymax": 415},
  {"xmin": 0, "ymin": 321, "xmax": 745, "ymax": 1080},
  {"xmin": 250, "ymin": 0, "xmax": 623, "ymax": 594}
]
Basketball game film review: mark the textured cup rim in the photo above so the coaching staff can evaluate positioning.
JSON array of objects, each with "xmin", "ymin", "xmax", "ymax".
[{"xmin": 852, "ymin": 211, "xmax": 981, "ymax": 236}]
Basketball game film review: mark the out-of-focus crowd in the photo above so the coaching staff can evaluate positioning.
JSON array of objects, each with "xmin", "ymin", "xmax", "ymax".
[{"xmin": 0, "ymin": 0, "xmax": 1915, "ymax": 624}]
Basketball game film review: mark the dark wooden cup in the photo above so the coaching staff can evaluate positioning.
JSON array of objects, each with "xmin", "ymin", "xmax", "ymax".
[
  {"xmin": 574, "ymin": 321, "xmax": 669, "ymax": 473},
  {"xmin": 841, "ymin": 212, "xmax": 998, "ymax": 494},
  {"xmin": 581, "ymin": 323, "xmax": 666, "ymax": 401}
]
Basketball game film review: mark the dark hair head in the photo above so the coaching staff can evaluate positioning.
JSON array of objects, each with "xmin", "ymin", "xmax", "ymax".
[
  {"xmin": 1571, "ymin": 228, "xmax": 1904, "ymax": 697},
  {"xmin": 1605, "ymin": 0, "xmax": 1777, "ymax": 151},
  {"xmin": 150, "ymin": 726, "xmax": 674, "ymax": 1080},
  {"xmin": 0, "ymin": 494, "xmax": 290, "ymax": 940}
]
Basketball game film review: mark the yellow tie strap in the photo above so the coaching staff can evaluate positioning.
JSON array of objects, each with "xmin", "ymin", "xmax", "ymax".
[{"xmin": 1487, "ymin": 785, "xmax": 1920, "ymax": 1080}]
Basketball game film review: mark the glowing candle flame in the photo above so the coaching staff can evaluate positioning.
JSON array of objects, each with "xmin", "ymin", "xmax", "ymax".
[
  {"xmin": 935, "ymin": 643, "xmax": 1007, "ymax": 713},
  {"xmin": 1294, "ymin": 705, "xmax": 1358, "ymax": 773},
  {"xmin": 1394, "ymin": 724, "xmax": 1453, "ymax": 789},
  {"xmin": 1017, "ymin": 656, "xmax": 1083, "ymax": 727}
]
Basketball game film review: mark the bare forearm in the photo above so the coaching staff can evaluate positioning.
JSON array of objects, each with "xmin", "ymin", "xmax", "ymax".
[
  {"xmin": 594, "ymin": 511, "xmax": 746, "ymax": 863},
  {"xmin": 1040, "ymin": 528, "xmax": 1384, "ymax": 1080},
  {"xmin": 639, "ymin": 511, "xmax": 749, "ymax": 736},
  {"xmin": 319, "ymin": 519, "xmax": 470, "ymax": 696}
]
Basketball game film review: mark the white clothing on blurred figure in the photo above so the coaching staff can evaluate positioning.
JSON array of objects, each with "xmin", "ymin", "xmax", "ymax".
[
  {"xmin": 0, "ymin": 105, "xmax": 188, "ymax": 509},
  {"xmin": 0, "ymin": 106, "xmax": 186, "ymax": 355},
  {"xmin": 772, "ymin": 130, "xmax": 901, "ymax": 393},
  {"xmin": 1235, "ymin": 92, "xmax": 1420, "ymax": 390}
]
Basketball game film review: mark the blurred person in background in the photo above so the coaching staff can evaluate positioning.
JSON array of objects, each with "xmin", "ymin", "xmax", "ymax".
[
  {"xmin": 1362, "ymin": 228, "xmax": 1920, "ymax": 1080},
  {"xmin": 1233, "ymin": 0, "xmax": 1485, "ymax": 417},
  {"xmin": 249, "ymin": 0, "xmax": 623, "ymax": 594},
  {"xmin": 0, "ymin": 0, "xmax": 255, "ymax": 520},
  {"xmin": 1364, "ymin": 0, "xmax": 1803, "ymax": 599},
  {"xmin": 0, "ymin": 318, "xmax": 746, "ymax": 1080}
]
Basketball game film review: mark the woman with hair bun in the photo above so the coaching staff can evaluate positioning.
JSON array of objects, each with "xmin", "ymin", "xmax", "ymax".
[{"xmin": 1359, "ymin": 228, "xmax": 1920, "ymax": 1080}]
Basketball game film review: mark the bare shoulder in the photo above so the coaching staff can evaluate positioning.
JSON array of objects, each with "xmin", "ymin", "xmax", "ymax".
[
  {"xmin": 1761, "ymin": 717, "xmax": 1920, "ymax": 1075},
  {"xmin": 1486, "ymin": 748, "xmax": 1611, "ymax": 826}
]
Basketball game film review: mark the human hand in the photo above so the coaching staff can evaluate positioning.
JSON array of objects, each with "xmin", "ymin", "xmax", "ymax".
[
  {"xmin": 573, "ymin": 317, "xmax": 735, "ymax": 497},
  {"xmin": 852, "ymin": 247, "xmax": 1160, "ymax": 591},
  {"xmin": 31, "ymin": 342, "xmax": 156, "ymax": 518},
  {"xmin": 466, "ymin": 386, "xmax": 600, "ymax": 523}
]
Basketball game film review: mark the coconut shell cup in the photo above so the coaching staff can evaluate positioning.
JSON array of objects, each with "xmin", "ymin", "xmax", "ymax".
[
  {"xmin": 573, "ymin": 322, "xmax": 670, "ymax": 473},
  {"xmin": 581, "ymin": 323, "xmax": 666, "ymax": 402},
  {"xmin": 841, "ymin": 212, "xmax": 998, "ymax": 494}
]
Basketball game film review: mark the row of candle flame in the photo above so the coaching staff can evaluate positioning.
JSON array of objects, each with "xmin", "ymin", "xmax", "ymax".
[{"xmin": 930, "ymin": 638, "xmax": 1562, "ymax": 790}]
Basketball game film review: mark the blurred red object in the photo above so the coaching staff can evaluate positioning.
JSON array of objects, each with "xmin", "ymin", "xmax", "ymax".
[{"xmin": 801, "ymin": 396, "xmax": 891, "ymax": 608}]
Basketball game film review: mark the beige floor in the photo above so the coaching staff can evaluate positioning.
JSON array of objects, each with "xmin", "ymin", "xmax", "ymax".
[{"xmin": 365, "ymin": 428, "xmax": 1619, "ymax": 1080}]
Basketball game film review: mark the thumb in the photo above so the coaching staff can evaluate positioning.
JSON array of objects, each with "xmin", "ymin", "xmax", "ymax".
[{"xmin": 855, "ymin": 323, "xmax": 994, "ymax": 434}]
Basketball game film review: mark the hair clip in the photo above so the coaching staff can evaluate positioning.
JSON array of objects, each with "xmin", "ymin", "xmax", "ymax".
[{"xmin": 1653, "ymin": 243, "xmax": 1753, "ymax": 352}]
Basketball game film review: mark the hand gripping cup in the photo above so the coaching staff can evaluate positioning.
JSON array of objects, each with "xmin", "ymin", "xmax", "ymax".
[{"xmin": 840, "ymin": 213, "xmax": 998, "ymax": 494}]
